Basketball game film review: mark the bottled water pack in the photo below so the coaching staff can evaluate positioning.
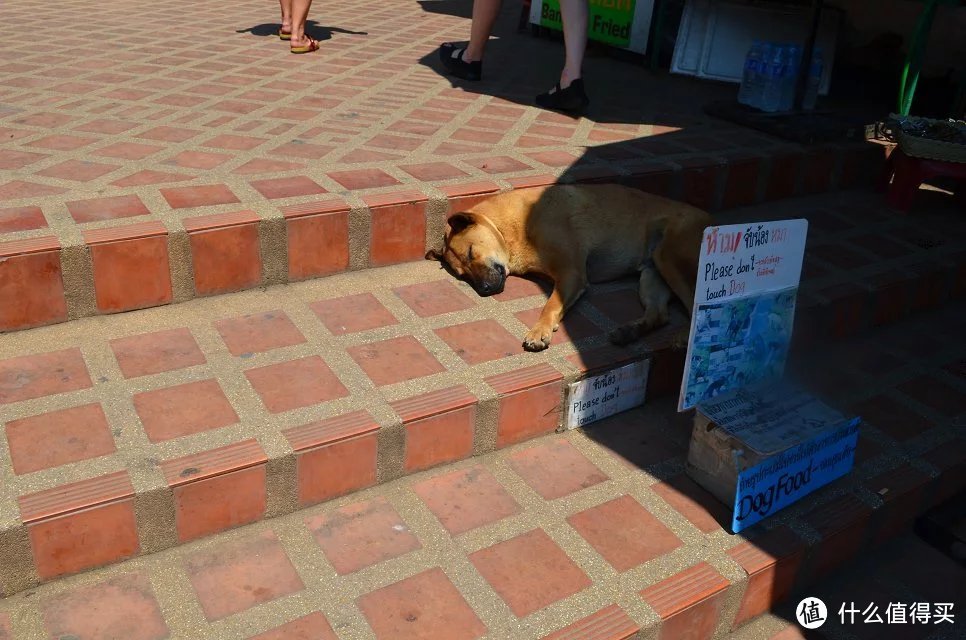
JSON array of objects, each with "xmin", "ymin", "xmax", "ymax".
[{"xmin": 738, "ymin": 41, "xmax": 823, "ymax": 112}]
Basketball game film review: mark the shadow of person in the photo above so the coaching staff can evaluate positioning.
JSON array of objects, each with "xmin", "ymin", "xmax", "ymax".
[{"xmin": 237, "ymin": 20, "xmax": 368, "ymax": 41}]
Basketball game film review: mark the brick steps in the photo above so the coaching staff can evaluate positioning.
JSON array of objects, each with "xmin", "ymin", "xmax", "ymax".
[
  {"xmin": 2, "ymin": 188, "xmax": 965, "ymax": 599},
  {"xmin": 0, "ymin": 142, "xmax": 889, "ymax": 334}
]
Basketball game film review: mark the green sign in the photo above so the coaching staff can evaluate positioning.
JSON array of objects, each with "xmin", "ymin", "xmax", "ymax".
[{"xmin": 539, "ymin": 0, "xmax": 637, "ymax": 48}]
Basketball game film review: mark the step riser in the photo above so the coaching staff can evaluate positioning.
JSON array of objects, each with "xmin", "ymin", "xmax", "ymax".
[{"xmin": 0, "ymin": 143, "xmax": 887, "ymax": 333}]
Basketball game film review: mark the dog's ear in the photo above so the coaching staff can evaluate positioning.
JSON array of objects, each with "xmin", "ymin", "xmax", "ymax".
[{"xmin": 446, "ymin": 212, "xmax": 476, "ymax": 234}]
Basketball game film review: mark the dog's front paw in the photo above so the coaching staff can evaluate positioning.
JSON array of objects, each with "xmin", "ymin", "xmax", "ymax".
[{"xmin": 523, "ymin": 325, "xmax": 553, "ymax": 351}]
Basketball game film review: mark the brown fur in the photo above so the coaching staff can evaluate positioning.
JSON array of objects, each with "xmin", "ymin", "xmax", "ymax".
[{"xmin": 426, "ymin": 184, "xmax": 711, "ymax": 351}]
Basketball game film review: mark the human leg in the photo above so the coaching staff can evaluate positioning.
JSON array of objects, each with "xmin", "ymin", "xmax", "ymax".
[
  {"xmin": 279, "ymin": 0, "xmax": 293, "ymax": 38},
  {"xmin": 535, "ymin": 0, "xmax": 589, "ymax": 113},
  {"xmin": 290, "ymin": 0, "xmax": 318, "ymax": 53},
  {"xmin": 439, "ymin": 0, "xmax": 502, "ymax": 80}
]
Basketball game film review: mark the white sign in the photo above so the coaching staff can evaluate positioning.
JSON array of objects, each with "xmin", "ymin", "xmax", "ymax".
[
  {"xmin": 679, "ymin": 219, "xmax": 808, "ymax": 411},
  {"xmin": 566, "ymin": 360, "xmax": 649, "ymax": 429}
]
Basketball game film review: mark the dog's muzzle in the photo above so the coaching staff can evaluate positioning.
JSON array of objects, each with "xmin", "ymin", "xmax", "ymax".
[{"xmin": 475, "ymin": 263, "xmax": 506, "ymax": 295}]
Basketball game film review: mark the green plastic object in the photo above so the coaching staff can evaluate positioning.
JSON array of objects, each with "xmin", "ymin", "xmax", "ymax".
[{"xmin": 897, "ymin": 0, "xmax": 961, "ymax": 115}]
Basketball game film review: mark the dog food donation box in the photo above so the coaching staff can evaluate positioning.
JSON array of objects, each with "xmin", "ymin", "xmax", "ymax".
[{"xmin": 686, "ymin": 379, "xmax": 860, "ymax": 533}]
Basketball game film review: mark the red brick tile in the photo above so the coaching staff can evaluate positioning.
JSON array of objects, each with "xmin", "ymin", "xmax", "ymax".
[
  {"xmin": 161, "ymin": 183, "xmax": 240, "ymax": 209},
  {"xmin": 93, "ymin": 141, "xmax": 164, "ymax": 160},
  {"xmin": 328, "ymin": 168, "xmax": 401, "ymax": 190},
  {"xmin": 541, "ymin": 605, "xmax": 639, "ymax": 640},
  {"xmin": 250, "ymin": 175, "xmax": 327, "ymax": 200},
  {"xmin": 67, "ymin": 194, "xmax": 150, "ymax": 224},
  {"xmin": 507, "ymin": 174, "xmax": 559, "ymax": 190},
  {"xmin": 203, "ymin": 133, "xmax": 267, "ymax": 150},
  {"xmin": 394, "ymin": 280, "xmax": 475, "ymax": 317},
  {"xmin": 367, "ymin": 194, "xmax": 427, "ymax": 267},
  {"xmin": 215, "ymin": 310, "xmax": 306, "ymax": 355},
  {"xmin": 27, "ymin": 134, "xmax": 97, "ymax": 151},
  {"xmin": 493, "ymin": 275, "xmax": 551, "ymax": 301},
  {"xmin": 0, "ymin": 238, "xmax": 68, "ymax": 331},
  {"xmin": 400, "ymin": 400, "xmax": 476, "ymax": 472},
  {"xmin": 348, "ymin": 335, "xmax": 444, "ymax": 386},
  {"xmin": 640, "ymin": 562, "xmax": 730, "ymax": 640},
  {"xmin": 357, "ymin": 568, "xmax": 486, "ymax": 640},
  {"xmin": 250, "ymin": 613, "xmax": 338, "ymax": 640},
  {"xmin": 233, "ymin": 158, "xmax": 305, "ymax": 175},
  {"xmin": 0, "ymin": 612, "xmax": 8, "ymax": 640},
  {"xmin": 0, "ymin": 150, "xmax": 48, "ymax": 172},
  {"xmin": 110, "ymin": 327, "xmax": 205, "ymax": 378},
  {"xmin": 435, "ymin": 319, "xmax": 521, "ymax": 365},
  {"xmin": 864, "ymin": 464, "xmax": 931, "ymax": 543},
  {"xmin": 162, "ymin": 440, "xmax": 268, "ymax": 542},
  {"xmin": 413, "ymin": 465, "xmax": 521, "ymax": 535},
  {"xmin": 185, "ymin": 530, "xmax": 305, "ymax": 621},
  {"xmin": 802, "ymin": 149, "xmax": 835, "ymax": 193},
  {"xmin": 186, "ymin": 213, "xmax": 262, "ymax": 295},
  {"xmin": 400, "ymin": 162, "xmax": 469, "ymax": 181},
  {"xmin": 568, "ymin": 495, "xmax": 682, "ymax": 572},
  {"xmin": 514, "ymin": 308, "xmax": 601, "ymax": 345},
  {"xmin": 21, "ymin": 472, "xmax": 139, "ymax": 579},
  {"xmin": 6, "ymin": 403, "xmax": 115, "ymax": 475},
  {"xmin": 849, "ymin": 394, "xmax": 933, "ymax": 441},
  {"xmin": 651, "ymin": 475, "xmax": 730, "ymax": 533},
  {"xmin": 163, "ymin": 151, "xmax": 229, "ymax": 172},
  {"xmin": 765, "ymin": 153, "xmax": 801, "ymax": 201},
  {"xmin": 801, "ymin": 494, "xmax": 873, "ymax": 580},
  {"xmin": 470, "ymin": 528, "xmax": 591, "ymax": 617},
  {"xmin": 508, "ymin": 438, "xmax": 608, "ymax": 500},
  {"xmin": 722, "ymin": 156, "xmax": 761, "ymax": 209},
  {"xmin": 246, "ymin": 356, "xmax": 348, "ymax": 413},
  {"xmin": 528, "ymin": 150, "xmax": 579, "ymax": 167},
  {"xmin": 623, "ymin": 163, "xmax": 675, "ymax": 197},
  {"xmin": 85, "ymin": 222, "xmax": 173, "ymax": 313},
  {"xmin": 111, "ymin": 169, "xmax": 193, "ymax": 187},
  {"xmin": 486, "ymin": 364, "xmax": 563, "ymax": 447},
  {"xmin": 310, "ymin": 292, "xmax": 398, "ymax": 335},
  {"xmin": 284, "ymin": 202, "xmax": 350, "ymax": 279},
  {"xmin": 0, "ymin": 205, "xmax": 46, "ymax": 232},
  {"xmin": 37, "ymin": 159, "xmax": 118, "ymax": 182},
  {"xmin": 137, "ymin": 125, "xmax": 201, "ymax": 142},
  {"xmin": 285, "ymin": 411, "xmax": 380, "ymax": 506},
  {"xmin": 133, "ymin": 379, "xmax": 239, "ymax": 442},
  {"xmin": 726, "ymin": 527, "xmax": 806, "ymax": 628},
  {"xmin": 307, "ymin": 496, "xmax": 422, "ymax": 574},
  {"xmin": 270, "ymin": 141, "xmax": 333, "ymax": 161},
  {"xmin": 0, "ymin": 347, "xmax": 91, "ymax": 405},
  {"xmin": 42, "ymin": 573, "xmax": 169, "ymax": 640},
  {"xmin": 898, "ymin": 374, "xmax": 966, "ymax": 417}
]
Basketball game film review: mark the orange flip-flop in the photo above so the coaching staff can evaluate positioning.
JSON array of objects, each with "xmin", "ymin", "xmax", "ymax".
[
  {"xmin": 278, "ymin": 30, "xmax": 292, "ymax": 40},
  {"xmin": 290, "ymin": 38, "xmax": 319, "ymax": 54}
]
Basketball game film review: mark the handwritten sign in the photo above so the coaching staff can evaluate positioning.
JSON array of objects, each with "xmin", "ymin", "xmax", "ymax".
[
  {"xmin": 679, "ymin": 220, "xmax": 808, "ymax": 411},
  {"xmin": 733, "ymin": 419, "xmax": 859, "ymax": 532},
  {"xmin": 566, "ymin": 360, "xmax": 649, "ymax": 429}
]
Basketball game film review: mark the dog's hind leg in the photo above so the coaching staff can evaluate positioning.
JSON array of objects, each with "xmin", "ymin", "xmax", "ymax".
[{"xmin": 609, "ymin": 262, "xmax": 671, "ymax": 345}]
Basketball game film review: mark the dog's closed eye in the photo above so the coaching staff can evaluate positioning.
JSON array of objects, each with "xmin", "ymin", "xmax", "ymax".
[{"xmin": 467, "ymin": 245, "xmax": 474, "ymax": 261}]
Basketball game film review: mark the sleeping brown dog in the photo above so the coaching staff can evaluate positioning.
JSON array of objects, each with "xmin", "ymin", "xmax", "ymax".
[{"xmin": 426, "ymin": 184, "xmax": 711, "ymax": 351}]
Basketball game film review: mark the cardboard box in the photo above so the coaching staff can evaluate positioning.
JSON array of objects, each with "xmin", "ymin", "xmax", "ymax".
[{"xmin": 686, "ymin": 379, "xmax": 860, "ymax": 533}]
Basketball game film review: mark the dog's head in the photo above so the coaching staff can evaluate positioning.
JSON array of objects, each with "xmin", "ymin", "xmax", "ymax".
[{"xmin": 426, "ymin": 211, "xmax": 509, "ymax": 296}]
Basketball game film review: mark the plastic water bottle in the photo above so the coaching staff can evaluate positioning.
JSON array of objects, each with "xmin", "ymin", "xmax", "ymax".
[
  {"xmin": 751, "ymin": 42, "xmax": 773, "ymax": 109},
  {"xmin": 738, "ymin": 41, "xmax": 763, "ymax": 107},
  {"xmin": 803, "ymin": 48, "xmax": 824, "ymax": 110},
  {"xmin": 760, "ymin": 44, "xmax": 785, "ymax": 112},
  {"xmin": 780, "ymin": 44, "xmax": 801, "ymax": 111}
]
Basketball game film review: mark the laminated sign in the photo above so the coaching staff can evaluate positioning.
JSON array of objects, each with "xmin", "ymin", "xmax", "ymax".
[{"xmin": 678, "ymin": 220, "xmax": 808, "ymax": 411}]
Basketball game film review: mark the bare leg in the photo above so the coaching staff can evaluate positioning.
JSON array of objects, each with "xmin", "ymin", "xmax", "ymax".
[
  {"xmin": 464, "ymin": 0, "xmax": 502, "ymax": 61},
  {"xmin": 290, "ymin": 0, "xmax": 315, "ymax": 49},
  {"xmin": 558, "ymin": 0, "xmax": 587, "ymax": 88},
  {"xmin": 279, "ymin": 0, "xmax": 292, "ymax": 34}
]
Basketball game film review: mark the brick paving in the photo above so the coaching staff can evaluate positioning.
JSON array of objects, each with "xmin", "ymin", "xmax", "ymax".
[
  {"xmin": 0, "ymin": 0, "xmax": 891, "ymax": 333},
  {"xmin": 0, "ymin": 295, "xmax": 963, "ymax": 637}
]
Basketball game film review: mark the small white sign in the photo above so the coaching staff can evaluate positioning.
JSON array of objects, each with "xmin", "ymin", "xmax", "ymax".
[{"xmin": 566, "ymin": 360, "xmax": 650, "ymax": 429}]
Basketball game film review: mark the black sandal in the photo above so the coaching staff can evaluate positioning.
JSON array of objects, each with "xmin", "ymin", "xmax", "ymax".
[
  {"xmin": 438, "ymin": 43, "xmax": 482, "ymax": 81},
  {"xmin": 535, "ymin": 78, "xmax": 589, "ymax": 114}
]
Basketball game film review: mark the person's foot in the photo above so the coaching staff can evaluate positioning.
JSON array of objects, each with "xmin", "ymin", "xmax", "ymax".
[
  {"xmin": 279, "ymin": 19, "xmax": 292, "ymax": 39},
  {"xmin": 290, "ymin": 36, "xmax": 319, "ymax": 54},
  {"xmin": 535, "ymin": 78, "xmax": 589, "ymax": 114},
  {"xmin": 439, "ymin": 43, "xmax": 482, "ymax": 81}
]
